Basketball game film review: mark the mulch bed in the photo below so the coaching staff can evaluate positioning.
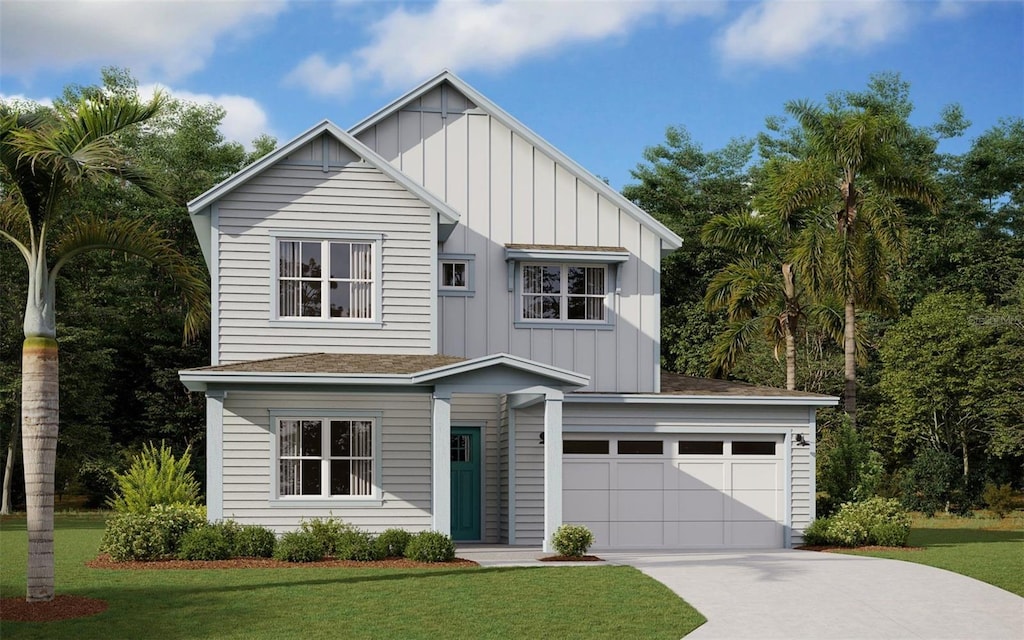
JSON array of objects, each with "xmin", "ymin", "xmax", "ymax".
[
  {"xmin": 86, "ymin": 554, "xmax": 478, "ymax": 570},
  {"xmin": 1, "ymin": 595, "xmax": 108, "ymax": 623},
  {"xmin": 798, "ymin": 545, "xmax": 924, "ymax": 552},
  {"xmin": 539, "ymin": 555, "xmax": 604, "ymax": 562}
]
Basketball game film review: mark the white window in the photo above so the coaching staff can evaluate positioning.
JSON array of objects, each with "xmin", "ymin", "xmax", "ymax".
[
  {"xmin": 521, "ymin": 264, "xmax": 607, "ymax": 322},
  {"xmin": 277, "ymin": 417, "xmax": 375, "ymax": 498},
  {"xmin": 277, "ymin": 239, "xmax": 375, "ymax": 320},
  {"xmin": 440, "ymin": 260, "xmax": 468, "ymax": 290}
]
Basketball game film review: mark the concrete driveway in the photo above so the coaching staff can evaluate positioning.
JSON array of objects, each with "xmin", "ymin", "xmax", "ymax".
[{"xmin": 602, "ymin": 549, "xmax": 1024, "ymax": 639}]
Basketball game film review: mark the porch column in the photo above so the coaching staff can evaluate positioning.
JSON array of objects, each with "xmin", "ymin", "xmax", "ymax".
[
  {"xmin": 542, "ymin": 390, "xmax": 563, "ymax": 552},
  {"xmin": 431, "ymin": 389, "xmax": 452, "ymax": 535},
  {"xmin": 206, "ymin": 390, "xmax": 225, "ymax": 522}
]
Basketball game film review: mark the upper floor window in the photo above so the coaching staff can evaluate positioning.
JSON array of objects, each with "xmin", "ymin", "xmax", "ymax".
[
  {"xmin": 438, "ymin": 253, "xmax": 475, "ymax": 297},
  {"xmin": 276, "ymin": 238, "xmax": 377, "ymax": 321},
  {"xmin": 521, "ymin": 264, "xmax": 607, "ymax": 322},
  {"xmin": 441, "ymin": 261, "xmax": 468, "ymax": 289}
]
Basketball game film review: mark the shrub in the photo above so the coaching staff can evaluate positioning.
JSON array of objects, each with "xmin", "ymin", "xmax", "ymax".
[
  {"xmin": 816, "ymin": 416, "xmax": 878, "ymax": 517},
  {"xmin": 801, "ymin": 517, "xmax": 832, "ymax": 546},
  {"xmin": 149, "ymin": 503, "xmax": 207, "ymax": 553},
  {"xmin": 334, "ymin": 529, "xmax": 382, "ymax": 561},
  {"xmin": 551, "ymin": 524, "xmax": 594, "ymax": 557},
  {"xmin": 177, "ymin": 526, "xmax": 232, "ymax": 561},
  {"xmin": 870, "ymin": 522, "xmax": 910, "ymax": 547},
  {"xmin": 828, "ymin": 497, "xmax": 911, "ymax": 547},
  {"xmin": 405, "ymin": 531, "xmax": 456, "ymax": 563},
  {"xmin": 233, "ymin": 525, "xmax": 276, "ymax": 558},
  {"xmin": 273, "ymin": 530, "xmax": 325, "ymax": 563},
  {"xmin": 299, "ymin": 517, "xmax": 352, "ymax": 555},
  {"xmin": 900, "ymin": 449, "xmax": 960, "ymax": 516},
  {"xmin": 101, "ymin": 512, "xmax": 166, "ymax": 561},
  {"xmin": 983, "ymin": 483, "xmax": 1016, "ymax": 518},
  {"xmin": 375, "ymin": 529, "xmax": 413, "ymax": 558},
  {"xmin": 108, "ymin": 442, "xmax": 201, "ymax": 513}
]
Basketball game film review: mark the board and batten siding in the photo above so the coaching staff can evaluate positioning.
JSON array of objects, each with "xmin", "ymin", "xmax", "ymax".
[
  {"xmin": 220, "ymin": 391, "xmax": 432, "ymax": 532},
  {"xmin": 215, "ymin": 134, "xmax": 435, "ymax": 363},
  {"xmin": 451, "ymin": 393, "xmax": 502, "ymax": 543},
  {"xmin": 355, "ymin": 84, "xmax": 662, "ymax": 393}
]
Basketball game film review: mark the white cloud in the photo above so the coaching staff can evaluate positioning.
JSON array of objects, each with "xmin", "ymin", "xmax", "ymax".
[
  {"xmin": 0, "ymin": 93, "xmax": 54, "ymax": 108},
  {"xmin": 717, "ymin": 0, "xmax": 912, "ymax": 66},
  {"xmin": 286, "ymin": 0, "xmax": 721, "ymax": 96},
  {"xmin": 1, "ymin": 0, "xmax": 288, "ymax": 80},
  {"xmin": 138, "ymin": 84, "xmax": 274, "ymax": 149}
]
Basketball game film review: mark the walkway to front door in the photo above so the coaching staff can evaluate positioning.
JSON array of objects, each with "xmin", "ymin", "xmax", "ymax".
[{"xmin": 450, "ymin": 427, "xmax": 481, "ymax": 541}]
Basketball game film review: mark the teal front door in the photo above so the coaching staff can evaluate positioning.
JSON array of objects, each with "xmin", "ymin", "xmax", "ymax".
[{"xmin": 450, "ymin": 427, "xmax": 482, "ymax": 541}]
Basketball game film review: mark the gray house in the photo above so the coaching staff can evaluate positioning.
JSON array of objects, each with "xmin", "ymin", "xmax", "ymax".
[{"xmin": 179, "ymin": 71, "xmax": 836, "ymax": 552}]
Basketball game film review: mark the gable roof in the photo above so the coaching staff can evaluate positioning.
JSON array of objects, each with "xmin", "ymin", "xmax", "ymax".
[
  {"xmin": 349, "ymin": 70, "xmax": 683, "ymax": 252},
  {"xmin": 186, "ymin": 119, "xmax": 461, "ymax": 227}
]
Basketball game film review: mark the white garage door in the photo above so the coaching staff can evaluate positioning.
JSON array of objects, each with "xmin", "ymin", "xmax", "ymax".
[{"xmin": 563, "ymin": 435, "xmax": 785, "ymax": 549}]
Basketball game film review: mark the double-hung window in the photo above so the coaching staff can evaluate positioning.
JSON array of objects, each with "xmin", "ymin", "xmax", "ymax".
[
  {"xmin": 276, "ymin": 237, "xmax": 377, "ymax": 321},
  {"xmin": 277, "ymin": 417, "xmax": 376, "ymax": 498},
  {"xmin": 521, "ymin": 264, "xmax": 607, "ymax": 322}
]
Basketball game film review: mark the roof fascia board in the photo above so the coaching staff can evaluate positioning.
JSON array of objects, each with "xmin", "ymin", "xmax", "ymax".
[
  {"xmin": 412, "ymin": 352, "xmax": 589, "ymax": 387},
  {"xmin": 186, "ymin": 120, "xmax": 460, "ymax": 226},
  {"xmin": 564, "ymin": 393, "xmax": 839, "ymax": 407},
  {"xmin": 349, "ymin": 71, "xmax": 682, "ymax": 251}
]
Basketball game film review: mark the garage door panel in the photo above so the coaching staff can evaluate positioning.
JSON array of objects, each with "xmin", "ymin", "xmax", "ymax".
[
  {"xmin": 564, "ymin": 462, "xmax": 610, "ymax": 488},
  {"xmin": 728, "ymin": 520, "xmax": 782, "ymax": 548},
  {"xmin": 615, "ymin": 462, "xmax": 664, "ymax": 490},
  {"xmin": 678, "ymin": 521, "xmax": 725, "ymax": 547},
  {"xmin": 613, "ymin": 521, "xmax": 664, "ymax": 547},
  {"xmin": 616, "ymin": 490, "xmax": 664, "ymax": 521},
  {"xmin": 678, "ymin": 490, "xmax": 725, "ymax": 521},
  {"xmin": 675, "ymin": 462, "xmax": 725, "ymax": 490},
  {"xmin": 730, "ymin": 490, "xmax": 780, "ymax": 520},
  {"xmin": 564, "ymin": 490, "xmax": 610, "ymax": 521},
  {"xmin": 731, "ymin": 462, "xmax": 779, "ymax": 490},
  {"xmin": 571, "ymin": 521, "xmax": 610, "ymax": 548}
]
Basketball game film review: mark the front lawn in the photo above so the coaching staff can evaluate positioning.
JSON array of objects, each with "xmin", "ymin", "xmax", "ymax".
[
  {"xmin": 0, "ymin": 514, "xmax": 705, "ymax": 639},
  {"xmin": 840, "ymin": 513, "xmax": 1024, "ymax": 597}
]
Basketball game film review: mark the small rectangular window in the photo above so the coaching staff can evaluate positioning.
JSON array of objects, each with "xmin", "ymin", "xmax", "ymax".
[
  {"xmin": 564, "ymin": 440, "xmax": 609, "ymax": 455},
  {"xmin": 732, "ymin": 441, "xmax": 776, "ymax": 455},
  {"xmin": 678, "ymin": 440, "xmax": 724, "ymax": 455},
  {"xmin": 441, "ymin": 261, "xmax": 468, "ymax": 289},
  {"xmin": 617, "ymin": 440, "xmax": 663, "ymax": 455}
]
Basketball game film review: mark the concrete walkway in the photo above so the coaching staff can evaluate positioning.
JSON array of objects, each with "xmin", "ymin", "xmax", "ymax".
[{"xmin": 457, "ymin": 546, "xmax": 1024, "ymax": 639}]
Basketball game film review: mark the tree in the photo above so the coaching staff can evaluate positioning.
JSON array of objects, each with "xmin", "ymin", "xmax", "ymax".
[
  {"xmin": 0, "ymin": 94, "xmax": 207, "ymax": 602},
  {"xmin": 762, "ymin": 101, "xmax": 939, "ymax": 424}
]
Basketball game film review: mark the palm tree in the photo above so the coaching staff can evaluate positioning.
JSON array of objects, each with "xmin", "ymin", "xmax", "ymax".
[
  {"xmin": 0, "ymin": 94, "xmax": 208, "ymax": 602},
  {"xmin": 763, "ymin": 101, "xmax": 939, "ymax": 424},
  {"xmin": 703, "ymin": 209, "xmax": 805, "ymax": 390}
]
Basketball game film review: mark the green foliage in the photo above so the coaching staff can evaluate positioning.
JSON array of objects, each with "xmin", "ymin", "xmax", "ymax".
[
  {"xmin": 900, "ymin": 449, "xmax": 962, "ymax": 516},
  {"xmin": 272, "ymin": 530, "xmax": 325, "ymax": 563},
  {"xmin": 232, "ymin": 525, "xmax": 276, "ymax": 558},
  {"xmin": 298, "ymin": 516, "xmax": 352, "ymax": 556},
  {"xmin": 551, "ymin": 524, "xmax": 595, "ymax": 557},
  {"xmin": 374, "ymin": 528, "xmax": 413, "ymax": 558},
  {"xmin": 108, "ymin": 442, "xmax": 200, "ymax": 512},
  {"xmin": 802, "ymin": 517, "xmax": 832, "ymax": 546},
  {"xmin": 404, "ymin": 531, "xmax": 456, "ymax": 563},
  {"xmin": 816, "ymin": 417, "xmax": 879, "ymax": 516},
  {"xmin": 148, "ymin": 503, "xmax": 207, "ymax": 552},
  {"xmin": 177, "ymin": 525, "xmax": 231, "ymax": 561},
  {"xmin": 826, "ymin": 497, "xmax": 912, "ymax": 547},
  {"xmin": 982, "ymin": 483, "xmax": 1016, "ymax": 518},
  {"xmin": 99, "ymin": 503, "xmax": 206, "ymax": 561},
  {"xmin": 333, "ymin": 528, "xmax": 382, "ymax": 561}
]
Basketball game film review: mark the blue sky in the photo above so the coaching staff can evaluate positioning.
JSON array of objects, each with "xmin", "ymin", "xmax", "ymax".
[{"xmin": 2, "ymin": 0, "xmax": 1022, "ymax": 190}]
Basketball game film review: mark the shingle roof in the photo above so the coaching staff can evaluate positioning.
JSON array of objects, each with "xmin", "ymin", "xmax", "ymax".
[
  {"xmin": 505, "ymin": 243, "xmax": 628, "ymax": 253},
  {"xmin": 187, "ymin": 353, "xmax": 465, "ymax": 375},
  {"xmin": 656, "ymin": 371, "xmax": 832, "ymax": 398}
]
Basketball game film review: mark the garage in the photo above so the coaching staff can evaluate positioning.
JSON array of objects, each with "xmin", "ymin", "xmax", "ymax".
[{"xmin": 562, "ymin": 434, "xmax": 785, "ymax": 549}]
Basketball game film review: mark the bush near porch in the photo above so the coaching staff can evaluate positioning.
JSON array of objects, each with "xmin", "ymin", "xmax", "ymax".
[{"xmin": 0, "ymin": 514, "xmax": 706, "ymax": 639}]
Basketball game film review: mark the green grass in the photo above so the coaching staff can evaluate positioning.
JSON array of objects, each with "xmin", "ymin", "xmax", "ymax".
[
  {"xmin": 0, "ymin": 515, "xmax": 704, "ymax": 639},
  {"xmin": 841, "ymin": 513, "xmax": 1024, "ymax": 597}
]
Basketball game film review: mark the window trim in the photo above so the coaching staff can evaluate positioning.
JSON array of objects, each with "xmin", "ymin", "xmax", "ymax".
[
  {"xmin": 513, "ymin": 262, "xmax": 615, "ymax": 329},
  {"xmin": 268, "ymin": 230, "xmax": 383, "ymax": 327},
  {"xmin": 268, "ymin": 409, "xmax": 383, "ymax": 506},
  {"xmin": 438, "ymin": 253, "xmax": 475, "ymax": 297}
]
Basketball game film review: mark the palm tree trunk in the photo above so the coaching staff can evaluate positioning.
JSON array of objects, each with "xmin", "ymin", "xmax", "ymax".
[
  {"xmin": 781, "ymin": 263, "xmax": 797, "ymax": 391},
  {"xmin": 844, "ymin": 297, "xmax": 857, "ymax": 427},
  {"xmin": 21, "ymin": 336, "xmax": 58, "ymax": 602},
  {"xmin": 1, "ymin": 408, "xmax": 19, "ymax": 515}
]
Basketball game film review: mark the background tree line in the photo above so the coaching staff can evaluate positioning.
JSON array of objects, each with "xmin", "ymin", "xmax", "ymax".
[{"xmin": 1, "ymin": 70, "xmax": 1020, "ymax": 515}]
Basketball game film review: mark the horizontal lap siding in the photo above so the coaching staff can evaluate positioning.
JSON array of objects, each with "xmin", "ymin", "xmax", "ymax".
[
  {"xmin": 511, "ymin": 406, "xmax": 545, "ymax": 546},
  {"xmin": 216, "ymin": 151, "xmax": 434, "ymax": 363},
  {"xmin": 356, "ymin": 86, "xmax": 660, "ymax": 393},
  {"xmin": 221, "ymin": 391, "xmax": 432, "ymax": 533},
  {"xmin": 452, "ymin": 394, "xmax": 501, "ymax": 543}
]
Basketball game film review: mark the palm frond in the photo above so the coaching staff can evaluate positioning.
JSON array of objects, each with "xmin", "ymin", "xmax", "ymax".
[
  {"xmin": 707, "ymin": 316, "xmax": 767, "ymax": 377},
  {"xmin": 701, "ymin": 211, "xmax": 776, "ymax": 257},
  {"xmin": 50, "ymin": 215, "xmax": 209, "ymax": 341},
  {"xmin": 0, "ymin": 194, "xmax": 33, "ymax": 262}
]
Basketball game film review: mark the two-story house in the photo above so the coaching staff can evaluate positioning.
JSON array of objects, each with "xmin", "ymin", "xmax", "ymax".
[{"xmin": 179, "ymin": 71, "xmax": 836, "ymax": 552}]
